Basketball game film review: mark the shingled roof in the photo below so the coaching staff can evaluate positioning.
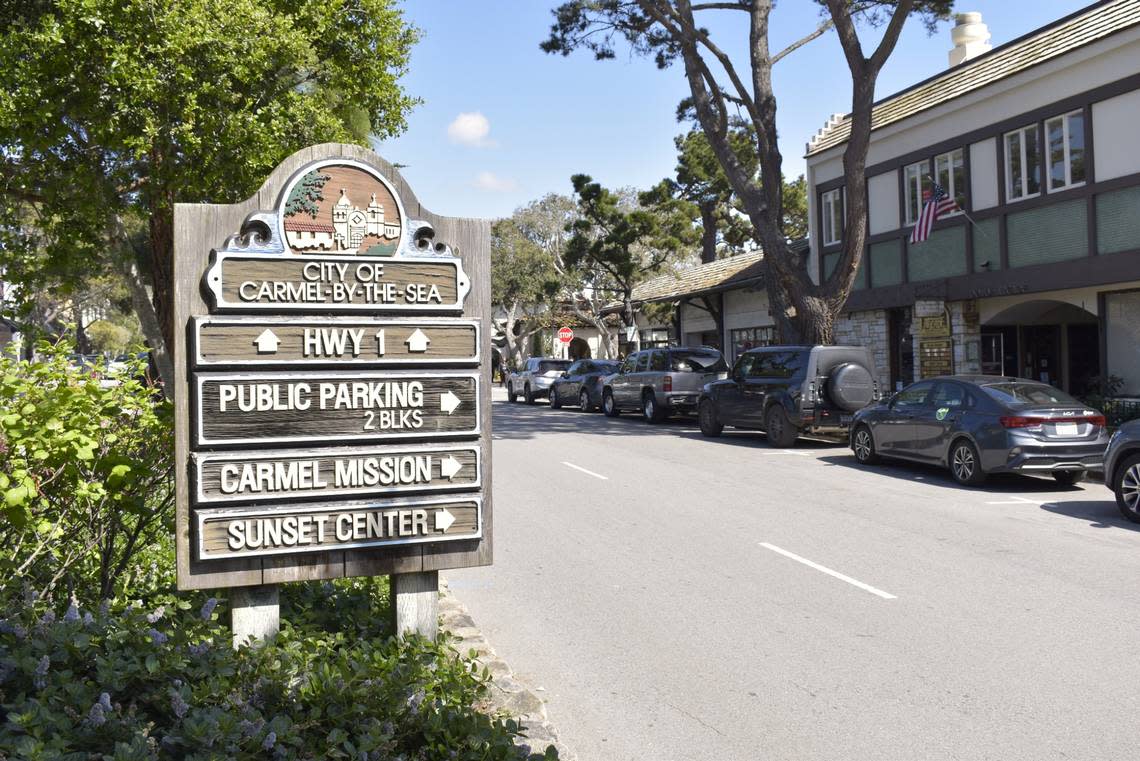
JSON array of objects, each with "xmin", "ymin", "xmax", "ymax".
[
  {"xmin": 611, "ymin": 250, "xmax": 767, "ymax": 309},
  {"xmin": 805, "ymin": 0, "xmax": 1140, "ymax": 157}
]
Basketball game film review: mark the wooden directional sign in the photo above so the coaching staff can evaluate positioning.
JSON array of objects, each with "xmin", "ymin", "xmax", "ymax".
[
  {"xmin": 204, "ymin": 252, "xmax": 471, "ymax": 312},
  {"xmin": 195, "ymin": 496, "xmax": 482, "ymax": 560},
  {"xmin": 195, "ymin": 371, "xmax": 479, "ymax": 446},
  {"xmin": 193, "ymin": 443, "xmax": 481, "ymax": 504},
  {"xmin": 193, "ymin": 317, "xmax": 479, "ymax": 366},
  {"xmin": 173, "ymin": 146, "xmax": 493, "ymax": 590}
]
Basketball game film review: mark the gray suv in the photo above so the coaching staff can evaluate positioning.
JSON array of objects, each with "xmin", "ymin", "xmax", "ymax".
[
  {"xmin": 507, "ymin": 357, "xmax": 572, "ymax": 404},
  {"xmin": 1105, "ymin": 418, "xmax": 1140, "ymax": 522},
  {"xmin": 699, "ymin": 345, "xmax": 879, "ymax": 446},
  {"xmin": 602, "ymin": 347, "xmax": 728, "ymax": 422}
]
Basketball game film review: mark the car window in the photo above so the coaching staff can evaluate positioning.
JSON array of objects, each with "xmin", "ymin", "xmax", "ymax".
[
  {"xmin": 763, "ymin": 351, "xmax": 806, "ymax": 380},
  {"xmin": 931, "ymin": 382, "xmax": 967, "ymax": 408},
  {"xmin": 734, "ymin": 354, "xmax": 756, "ymax": 378},
  {"xmin": 894, "ymin": 381, "xmax": 934, "ymax": 408},
  {"xmin": 636, "ymin": 353, "xmax": 651, "ymax": 372},
  {"xmin": 619, "ymin": 355, "xmax": 637, "ymax": 374},
  {"xmin": 566, "ymin": 361, "xmax": 585, "ymax": 375},
  {"xmin": 595, "ymin": 360, "xmax": 620, "ymax": 374},
  {"xmin": 750, "ymin": 352, "xmax": 776, "ymax": 377},
  {"xmin": 650, "ymin": 350, "xmax": 667, "ymax": 372},
  {"xmin": 982, "ymin": 382, "xmax": 1079, "ymax": 406},
  {"xmin": 537, "ymin": 360, "xmax": 571, "ymax": 374},
  {"xmin": 669, "ymin": 349, "xmax": 728, "ymax": 373}
]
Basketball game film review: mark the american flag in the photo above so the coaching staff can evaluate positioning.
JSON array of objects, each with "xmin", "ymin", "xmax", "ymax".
[{"xmin": 909, "ymin": 183, "xmax": 960, "ymax": 244}]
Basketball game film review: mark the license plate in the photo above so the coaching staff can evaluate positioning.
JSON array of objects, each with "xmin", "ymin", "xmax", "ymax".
[
  {"xmin": 1055, "ymin": 422, "xmax": 1079, "ymax": 436},
  {"xmin": 840, "ymin": 414, "xmax": 853, "ymax": 425}
]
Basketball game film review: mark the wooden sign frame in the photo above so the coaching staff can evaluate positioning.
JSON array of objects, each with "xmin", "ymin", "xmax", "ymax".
[{"xmin": 173, "ymin": 144, "xmax": 492, "ymax": 590}]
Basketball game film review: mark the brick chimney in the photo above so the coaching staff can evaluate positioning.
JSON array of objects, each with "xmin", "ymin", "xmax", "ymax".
[{"xmin": 948, "ymin": 12, "xmax": 992, "ymax": 67}]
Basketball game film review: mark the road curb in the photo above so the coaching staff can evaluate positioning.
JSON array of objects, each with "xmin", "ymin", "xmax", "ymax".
[{"xmin": 439, "ymin": 578, "xmax": 575, "ymax": 760}]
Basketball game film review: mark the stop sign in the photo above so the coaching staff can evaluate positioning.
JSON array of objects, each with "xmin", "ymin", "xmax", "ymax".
[{"xmin": 557, "ymin": 326, "xmax": 574, "ymax": 344}]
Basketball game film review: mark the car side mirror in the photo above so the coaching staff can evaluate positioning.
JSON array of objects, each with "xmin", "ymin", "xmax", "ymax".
[
  {"xmin": 732, "ymin": 369, "xmax": 744, "ymax": 383},
  {"xmin": 561, "ymin": 372, "xmax": 569, "ymax": 378}
]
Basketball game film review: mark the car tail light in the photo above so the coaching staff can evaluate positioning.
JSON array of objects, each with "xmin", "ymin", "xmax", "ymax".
[
  {"xmin": 807, "ymin": 380, "xmax": 817, "ymax": 404},
  {"xmin": 1000, "ymin": 415, "xmax": 1106, "ymax": 429},
  {"xmin": 663, "ymin": 375, "xmax": 672, "ymax": 392}
]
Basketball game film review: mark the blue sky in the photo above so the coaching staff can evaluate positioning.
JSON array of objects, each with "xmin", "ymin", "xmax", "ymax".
[{"xmin": 374, "ymin": 1, "xmax": 1093, "ymax": 220}]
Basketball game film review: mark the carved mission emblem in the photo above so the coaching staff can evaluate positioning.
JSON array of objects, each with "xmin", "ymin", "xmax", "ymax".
[{"xmin": 280, "ymin": 163, "xmax": 406, "ymax": 256}]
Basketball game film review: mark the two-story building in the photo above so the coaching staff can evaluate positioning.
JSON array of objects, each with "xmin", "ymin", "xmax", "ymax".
[{"xmin": 807, "ymin": 0, "xmax": 1140, "ymax": 396}]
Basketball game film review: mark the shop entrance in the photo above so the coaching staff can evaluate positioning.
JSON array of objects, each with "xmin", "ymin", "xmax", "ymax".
[{"xmin": 983, "ymin": 300, "xmax": 1099, "ymax": 395}]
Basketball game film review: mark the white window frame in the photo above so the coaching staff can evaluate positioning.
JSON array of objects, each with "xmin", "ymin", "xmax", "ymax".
[
  {"xmin": 821, "ymin": 188, "xmax": 843, "ymax": 246},
  {"xmin": 1045, "ymin": 109, "xmax": 1086, "ymax": 192},
  {"xmin": 934, "ymin": 148, "xmax": 965, "ymax": 216},
  {"xmin": 1004, "ymin": 125, "xmax": 1041, "ymax": 202},
  {"xmin": 903, "ymin": 161, "xmax": 925, "ymax": 225}
]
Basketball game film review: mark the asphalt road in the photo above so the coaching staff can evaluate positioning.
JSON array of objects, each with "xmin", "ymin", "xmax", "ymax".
[{"xmin": 448, "ymin": 390, "xmax": 1140, "ymax": 761}]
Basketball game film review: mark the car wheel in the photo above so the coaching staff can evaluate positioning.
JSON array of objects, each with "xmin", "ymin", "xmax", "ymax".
[
  {"xmin": 524, "ymin": 384, "xmax": 535, "ymax": 405},
  {"xmin": 550, "ymin": 388, "xmax": 562, "ymax": 409},
  {"xmin": 1052, "ymin": 470, "xmax": 1085, "ymax": 486},
  {"xmin": 579, "ymin": 389, "xmax": 593, "ymax": 412},
  {"xmin": 765, "ymin": 405, "xmax": 797, "ymax": 448},
  {"xmin": 507, "ymin": 383, "xmax": 517, "ymax": 403},
  {"xmin": 643, "ymin": 392, "xmax": 666, "ymax": 424},
  {"xmin": 852, "ymin": 425, "xmax": 880, "ymax": 465},
  {"xmin": 698, "ymin": 399, "xmax": 723, "ymax": 437},
  {"xmin": 603, "ymin": 390, "xmax": 620, "ymax": 417},
  {"xmin": 1114, "ymin": 453, "xmax": 1140, "ymax": 523},
  {"xmin": 949, "ymin": 439, "xmax": 986, "ymax": 486}
]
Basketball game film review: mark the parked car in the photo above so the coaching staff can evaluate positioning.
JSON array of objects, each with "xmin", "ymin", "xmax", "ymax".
[
  {"xmin": 506, "ymin": 357, "xmax": 573, "ymax": 404},
  {"xmin": 850, "ymin": 375, "xmax": 1108, "ymax": 486},
  {"xmin": 602, "ymin": 347, "xmax": 728, "ymax": 422},
  {"xmin": 1104, "ymin": 418, "xmax": 1140, "ymax": 522},
  {"xmin": 549, "ymin": 359, "xmax": 621, "ymax": 411},
  {"xmin": 698, "ymin": 345, "xmax": 879, "ymax": 446}
]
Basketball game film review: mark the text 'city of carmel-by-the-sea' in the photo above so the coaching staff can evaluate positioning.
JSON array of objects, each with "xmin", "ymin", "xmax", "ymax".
[{"xmin": 238, "ymin": 261, "xmax": 443, "ymax": 304}]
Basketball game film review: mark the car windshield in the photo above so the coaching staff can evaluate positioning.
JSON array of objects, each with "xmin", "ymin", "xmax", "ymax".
[
  {"xmin": 537, "ymin": 360, "xmax": 571, "ymax": 374},
  {"xmin": 669, "ymin": 350, "xmax": 727, "ymax": 372},
  {"xmin": 594, "ymin": 361, "xmax": 620, "ymax": 373},
  {"xmin": 982, "ymin": 382, "xmax": 1080, "ymax": 406}
]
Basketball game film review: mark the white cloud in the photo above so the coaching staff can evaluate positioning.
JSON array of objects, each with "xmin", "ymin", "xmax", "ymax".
[
  {"xmin": 447, "ymin": 112, "xmax": 495, "ymax": 147},
  {"xmin": 472, "ymin": 171, "xmax": 518, "ymax": 192}
]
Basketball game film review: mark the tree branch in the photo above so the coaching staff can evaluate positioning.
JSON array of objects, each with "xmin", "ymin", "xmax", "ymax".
[{"xmin": 771, "ymin": 18, "xmax": 834, "ymax": 65}]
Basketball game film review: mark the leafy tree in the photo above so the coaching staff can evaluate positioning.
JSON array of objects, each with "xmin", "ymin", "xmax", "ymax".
[
  {"xmin": 565, "ymin": 175, "xmax": 698, "ymax": 352},
  {"xmin": 0, "ymin": 0, "xmax": 420, "ymax": 386},
  {"xmin": 543, "ymin": 0, "xmax": 953, "ymax": 343},
  {"xmin": 783, "ymin": 174, "xmax": 809, "ymax": 241},
  {"xmin": 491, "ymin": 203, "xmax": 564, "ymax": 368},
  {"xmin": 284, "ymin": 170, "xmax": 333, "ymax": 219}
]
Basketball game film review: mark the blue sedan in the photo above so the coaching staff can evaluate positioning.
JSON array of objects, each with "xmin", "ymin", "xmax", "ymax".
[{"xmin": 850, "ymin": 375, "xmax": 1107, "ymax": 486}]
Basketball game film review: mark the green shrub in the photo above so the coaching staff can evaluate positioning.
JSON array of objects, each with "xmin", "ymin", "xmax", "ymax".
[
  {"xmin": 1, "ymin": 582, "xmax": 557, "ymax": 760},
  {"xmin": 0, "ymin": 339, "xmax": 172, "ymax": 606}
]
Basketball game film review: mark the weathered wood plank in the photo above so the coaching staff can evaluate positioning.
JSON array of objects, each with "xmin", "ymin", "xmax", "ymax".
[
  {"xmin": 194, "ymin": 371, "xmax": 480, "ymax": 446},
  {"xmin": 194, "ymin": 317, "xmax": 479, "ymax": 366},
  {"xmin": 193, "ymin": 443, "xmax": 481, "ymax": 504}
]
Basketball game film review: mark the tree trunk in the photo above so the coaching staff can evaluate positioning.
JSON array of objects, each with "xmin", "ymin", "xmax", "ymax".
[
  {"xmin": 699, "ymin": 202, "xmax": 718, "ymax": 263},
  {"xmin": 148, "ymin": 204, "xmax": 175, "ymax": 363},
  {"xmin": 622, "ymin": 298, "xmax": 640, "ymax": 353}
]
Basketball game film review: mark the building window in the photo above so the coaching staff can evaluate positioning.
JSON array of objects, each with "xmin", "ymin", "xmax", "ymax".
[
  {"xmin": 821, "ymin": 188, "xmax": 843, "ymax": 246},
  {"xmin": 730, "ymin": 326, "xmax": 774, "ymax": 361},
  {"xmin": 1046, "ymin": 109, "xmax": 1086, "ymax": 191},
  {"xmin": 934, "ymin": 148, "xmax": 965, "ymax": 214},
  {"xmin": 639, "ymin": 328, "xmax": 671, "ymax": 348},
  {"xmin": 903, "ymin": 161, "xmax": 925, "ymax": 224},
  {"xmin": 1005, "ymin": 125, "xmax": 1041, "ymax": 201}
]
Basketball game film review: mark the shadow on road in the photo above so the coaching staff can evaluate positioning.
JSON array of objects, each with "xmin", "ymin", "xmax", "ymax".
[
  {"xmin": 817, "ymin": 454, "xmax": 1091, "ymax": 495},
  {"xmin": 1038, "ymin": 499, "xmax": 1140, "ymax": 531}
]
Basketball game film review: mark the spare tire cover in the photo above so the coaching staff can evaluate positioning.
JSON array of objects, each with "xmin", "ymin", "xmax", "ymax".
[{"xmin": 828, "ymin": 362, "xmax": 874, "ymax": 412}]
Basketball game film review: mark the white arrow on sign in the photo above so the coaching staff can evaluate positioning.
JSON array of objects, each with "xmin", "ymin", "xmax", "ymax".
[
  {"xmin": 405, "ymin": 328, "xmax": 430, "ymax": 353},
  {"xmin": 440, "ymin": 390, "xmax": 461, "ymax": 414},
  {"xmin": 254, "ymin": 329, "xmax": 280, "ymax": 354},
  {"xmin": 440, "ymin": 455, "xmax": 462, "ymax": 481},
  {"xmin": 435, "ymin": 508, "xmax": 456, "ymax": 532}
]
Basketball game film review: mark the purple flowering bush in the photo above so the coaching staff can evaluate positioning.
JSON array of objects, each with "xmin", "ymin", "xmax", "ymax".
[{"xmin": 0, "ymin": 582, "xmax": 558, "ymax": 760}]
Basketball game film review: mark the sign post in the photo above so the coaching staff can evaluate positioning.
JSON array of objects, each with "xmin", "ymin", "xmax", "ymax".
[{"xmin": 173, "ymin": 145, "xmax": 492, "ymax": 644}]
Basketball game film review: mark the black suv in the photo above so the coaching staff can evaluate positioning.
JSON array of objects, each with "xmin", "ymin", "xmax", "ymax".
[{"xmin": 697, "ymin": 345, "xmax": 879, "ymax": 446}]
